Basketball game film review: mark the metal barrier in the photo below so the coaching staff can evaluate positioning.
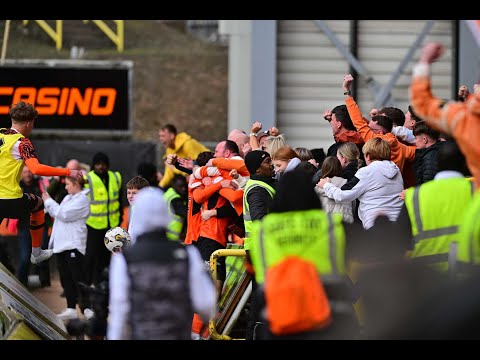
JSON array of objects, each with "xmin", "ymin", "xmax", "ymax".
[
  {"xmin": 21, "ymin": 20, "xmax": 124, "ymax": 52},
  {"xmin": 23, "ymin": 20, "xmax": 63, "ymax": 50},
  {"xmin": 83, "ymin": 20, "xmax": 124, "ymax": 52},
  {"xmin": 209, "ymin": 247, "xmax": 250, "ymax": 340}
]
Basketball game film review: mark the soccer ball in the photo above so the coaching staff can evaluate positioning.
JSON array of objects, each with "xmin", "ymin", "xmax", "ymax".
[{"xmin": 104, "ymin": 227, "xmax": 131, "ymax": 253}]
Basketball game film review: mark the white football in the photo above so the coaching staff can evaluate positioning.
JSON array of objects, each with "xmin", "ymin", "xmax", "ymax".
[{"xmin": 104, "ymin": 226, "xmax": 131, "ymax": 253}]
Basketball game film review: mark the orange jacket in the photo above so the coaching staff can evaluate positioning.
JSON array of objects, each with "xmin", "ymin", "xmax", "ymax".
[
  {"xmin": 410, "ymin": 72, "xmax": 480, "ymax": 189},
  {"xmin": 345, "ymin": 96, "xmax": 416, "ymax": 173},
  {"xmin": 192, "ymin": 179, "xmax": 232, "ymax": 247},
  {"xmin": 184, "ymin": 177, "xmax": 203, "ymax": 245},
  {"xmin": 196, "ymin": 157, "xmax": 249, "ymax": 179},
  {"xmin": 195, "ymin": 157, "xmax": 248, "ymax": 216}
]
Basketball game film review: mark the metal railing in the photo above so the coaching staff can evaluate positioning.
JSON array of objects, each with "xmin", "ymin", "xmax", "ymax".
[
  {"xmin": 209, "ymin": 247, "xmax": 250, "ymax": 340},
  {"xmin": 83, "ymin": 20, "xmax": 124, "ymax": 52},
  {"xmin": 23, "ymin": 20, "xmax": 63, "ymax": 50},
  {"xmin": 21, "ymin": 20, "xmax": 124, "ymax": 52}
]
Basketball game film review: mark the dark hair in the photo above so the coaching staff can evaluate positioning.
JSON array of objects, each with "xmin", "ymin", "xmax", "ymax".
[
  {"xmin": 172, "ymin": 174, "xmax": 187, "ymax": 185},
  {"xmin": 126, "ymin": 176, "xmax": 149, "ymax": 190},
  {"xmin": 379, "ymin": 107, "xmax": 405, "ymax": 127},
  {"xmin": 413, "ymin": 122, "xmax": 440, "ymax": 141},
  {"xmin": 321, "ymin": 156, "xmax": 343, "ymax": 179},
  {"xmin": 270, "ymin": 169, "xmax": 322, "ymax": 213},
  {"xmin": 161, "ymin": 124, "xmax": 177, "ymax": 135},
  {"xmin": 437, "ymin": 140, "xmax": 471, "ymax": 176},
  {"xmin": 137, "ymin": 162, "xmax": 158, "ymax": 186},
  {"xmin": 332, "ymin": 105, "xmax": 355, "ymax": 131},
  {"xmin": 372, "ymin": 114, "xmax": 393, "ymax": 133},
  {"xmin": 224, "ymin": 140, "xmax": 240, "ymax": 155},
  {"xmin": 196, "ymin": 151, "xmax": 215, "ymax": 166},
  {"xmin": 310, "ymin": 148, "xmax": 326, "ymax": 168},
  {"xmin": 408, "ymin": 105, "xmax": 422, "ymax": 122},
  {"xmin": 9, "ymin": 101, "xmax": 38, "ymax": 122},
  {"xmin": 294, "ymin": 161, "xmax": 318, "ymax": 180},
  {"xmin": 91, "ymin": 152, "xmax": 110, "ymax": 168}
]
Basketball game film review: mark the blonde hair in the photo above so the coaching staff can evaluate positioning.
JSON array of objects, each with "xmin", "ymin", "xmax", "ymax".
[
  {"xmin": 271, "ymin": 145, "xmax": 298, "ymax": 162},
  {"xmin": 264, "ymin": 134, "xmax": 287, "ymax": 158},
  {"xmin": 337, "ymin": 142, "xmax": 360, "ymax": 162},
  {"xmin": 66, "ymin": 176, "xmax": 86, "ymax": 189},
  {"xmin": 362, "ymin": 138, "xmax": 391, "ymax": 162}
]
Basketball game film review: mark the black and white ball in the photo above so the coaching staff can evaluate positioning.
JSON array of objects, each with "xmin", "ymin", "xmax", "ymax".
[{"xmin": 104, "ymin": 227, "xmax": 131, "ymax": 253}]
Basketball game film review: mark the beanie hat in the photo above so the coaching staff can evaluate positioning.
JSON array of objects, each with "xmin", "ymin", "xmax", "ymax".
[
  {"xmin": 91, "ymin": 152, "xmax": 110, "ymax": 168},
  {"xmin": 245, "ymin": 150, "xmax": 270, "ymax": 175}
]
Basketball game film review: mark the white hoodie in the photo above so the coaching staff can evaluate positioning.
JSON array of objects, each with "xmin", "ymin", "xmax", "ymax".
[{"xmin": 323, "ymin": 160, "xmax": 404, "ymax": 229}]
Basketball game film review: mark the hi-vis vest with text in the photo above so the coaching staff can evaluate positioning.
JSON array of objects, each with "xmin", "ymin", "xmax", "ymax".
[
  {"xmin": 249, "ymin": 209, "xmax": 355, "ymax": 334},
  {"xmin": 243, "ymin": 179, "xmax": 275, "ymax": 251},
  {"xmin": 405, "ymin": 177, "xmax": 474, "ymax": 271},
  {"xmin": 0, "ymin": 131, "xmax": 24, "ymax": 199},
  {"xmin": 249, "ymin": 209, "xmax": 347, "ymax": 285},
  {"xmin": 85, "ymin": 170, "xmax": 122, "ymax": 229},
  {"xmin": 163, "ymin": 187, "xmax": 184, "ymax": 241},
  {"xmin": 455, "ymin": 190, "xmax": 480, "ymax": 272}
]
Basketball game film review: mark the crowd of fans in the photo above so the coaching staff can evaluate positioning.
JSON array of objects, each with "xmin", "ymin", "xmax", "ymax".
[{"xmin": 1, "ymin": 41, "xmax": 480, "ymax": 340}]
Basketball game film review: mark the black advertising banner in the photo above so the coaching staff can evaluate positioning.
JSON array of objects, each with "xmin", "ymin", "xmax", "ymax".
[{"xmin": 0, "ymin": 61, "xmax": 131, "ymax": 132}]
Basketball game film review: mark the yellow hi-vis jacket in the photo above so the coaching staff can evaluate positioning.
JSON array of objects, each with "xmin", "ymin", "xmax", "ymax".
[
  {"xmin": 455, "ymin": 189, "xmax": 480, "ymax": 275},
  {"xmin": 249, "ymin": 209, "xmax": 356, "ymax": 321},
  {"xmin": 405, "ymin": 176, "xmax": 475, "ymax": 271},
  {"xmin": 163, "ymin": 187, "xmax": 184, "ymax": 241},
  {"xmin": 0, "ymin": 131, "xmax": 24, "ymax": 199},
  {"xmin": 85, "ymin": 170, "xmax": 122, "ymax": 229},
  {"xmin": 243, "ymin": 179, "xmax": 275, "ymax": 251}
]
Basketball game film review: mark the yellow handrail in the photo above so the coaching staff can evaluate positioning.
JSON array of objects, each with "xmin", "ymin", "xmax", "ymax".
[
  {"xmin": 209, "ymin": 248, "xmax": 247, "ymax": 340},
  {"xmin": 1, "ymin": 20, "xmax": 11, "ymax": 65},
  {"xmin": 84, "ymin": 20, "xmax": 124, "ymax": 52},
  {"xmin": 23, "ymin": 20, "xmax": 62, "ymax": 50}
]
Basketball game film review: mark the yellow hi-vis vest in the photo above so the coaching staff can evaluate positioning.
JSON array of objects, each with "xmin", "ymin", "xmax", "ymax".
[
  {"xmin": 0, "ymin": 131, "xmax": 24, "ymax": 199},
  {"xmin": 163, "ymin": 187, "xmax": 184, "ymax": 241},
  {"xmin": 243, "ymin": 179, "xmax": 275, "ymax": 251},
  {"xmin": 455, "ymin": 190, "xmax": 480, "ymax": 274},
  {"xmin": 85, "ymin": 170, "xmax": 122, "ymax": 229},
  {"xmin": 250, "ymin": 209, "xmax": 347, "ymax": 284},
  {"xmin": 405, "ymin": 177, "xmax": 475, "ymax": 272},
  {"xmin": 250, "ymin": 209, "xmax": 355, "ymax": 316}
]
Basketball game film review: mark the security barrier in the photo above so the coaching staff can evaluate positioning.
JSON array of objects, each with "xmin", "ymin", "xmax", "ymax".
[
  {"xmin": 0, "ymin": 262, "xmax": 68, "ymax": 340},
  {"xmin": 207, "ymin": 246, "xmax": 251, "ymax": 340}
]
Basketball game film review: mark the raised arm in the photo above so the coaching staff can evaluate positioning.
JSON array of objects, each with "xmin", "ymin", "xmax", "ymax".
[
  {"xmin": 343, "ymin": 74, "xmax": 375, "ymax": 142},
  {"xmin": 24, "ymin": 158, "xmax": 81, "ymax": 181},
  {"xmin": 249, "ymin": 121, "xmax": 263, "ymax": 150}
]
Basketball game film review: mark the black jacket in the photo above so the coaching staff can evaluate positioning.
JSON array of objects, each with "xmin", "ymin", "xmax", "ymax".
[
  {"xmin": 414, "ymin": 141, "xmax": 442, "ymax": 186},
  {"xmin": 246, "ymin": 175, "xmax": 276, "ymax": 221}
]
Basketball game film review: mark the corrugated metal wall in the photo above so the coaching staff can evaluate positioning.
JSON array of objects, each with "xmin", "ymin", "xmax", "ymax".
[
  {"xmin": 276, "ymin": 20, "xmax": 454, "ymax": 152},
  {"xmin": 276, "ymin": 20, "xmax": 351, "ymax": 151},
  {"xmin": 355, "ymin": 20, "xmax": 453, "ymax": 114}
]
